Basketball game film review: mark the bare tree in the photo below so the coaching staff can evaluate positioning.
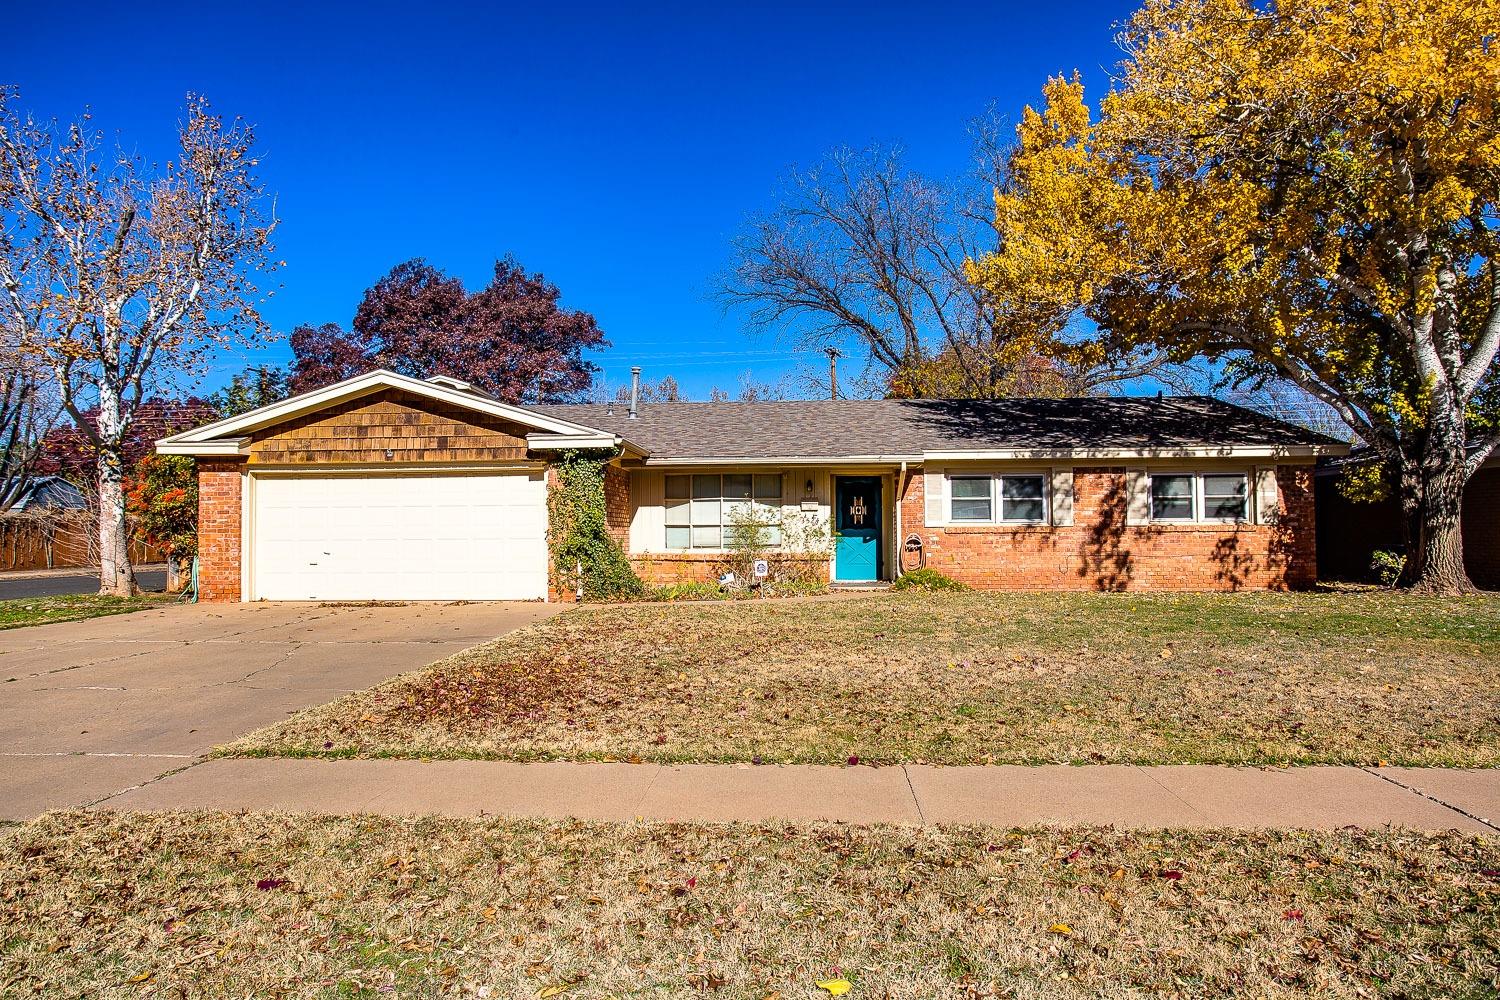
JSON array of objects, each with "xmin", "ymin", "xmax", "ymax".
[
  {"xmin": 722, "ymin": 143, "xmax": 1170, "ymax": 398},
  {"xmin": 0, "ymin": 348, "xmax": 56, "ymax": 511},
  {"xmin": 0, "ymin": 90, "xmax": 277, "ymax": 594}
]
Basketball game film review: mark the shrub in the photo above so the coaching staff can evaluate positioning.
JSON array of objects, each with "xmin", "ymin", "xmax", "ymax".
[
  {"xmin": 651, "ymin": 582, "xmax": 727, "ymax": 602},
  {"xmin": 548, "ymin": 451, "xmax": 646, "ymax": 601},
  {"xmin": 650, "ymin": 579, "xmax": 828, "ymax": 602},
  {"xmin": 1370, "ymin": 549, "xmax": 1406, "ymax": 588},
  {"xmin": 714, "ymin": 502, "xmax": 831, "ymax": 590},
  {"xmin": 891, "ymin": 567, "xmax": 968, "ymax": 592}
]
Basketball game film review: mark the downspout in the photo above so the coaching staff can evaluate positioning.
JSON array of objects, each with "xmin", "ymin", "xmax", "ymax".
[{"xmin": 894, "ymin": 461, "xmax": 906, "ymax": 580}]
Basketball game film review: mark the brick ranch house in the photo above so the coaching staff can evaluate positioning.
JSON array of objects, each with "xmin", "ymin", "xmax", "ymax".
[{"xmin": 156, "ymin": 369, "xmax": 1349, "ymax": 601}]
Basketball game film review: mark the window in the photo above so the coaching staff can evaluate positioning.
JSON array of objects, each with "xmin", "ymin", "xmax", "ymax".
[
  {"xmin": 950, "ymin": 476, "xmax": 993, "ymax": 521},
  {"xmin": 1150, "ymin": 474, "xmax": 1195, "ymax": 520},
  {"xmin": 665, "ymin": 473, "xmax": 782, "ymax": 549},
  {"xmin": 1202, "ymin": 474, "xmax": 1249, "ymax": 520},
  {"xmin": 949, "ymin": 474, "xmax": 1047, "ymax": 524},
  {"xmin": 1149, "ymin": 472, "xmax": 1249, "ymax": 522},
  {"xmin": 1001, "ymin": 476, "xmax": 1045, "ymax": 522}
]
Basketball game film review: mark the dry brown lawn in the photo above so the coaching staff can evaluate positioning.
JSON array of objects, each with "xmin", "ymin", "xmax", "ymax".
[
  {"xmin": 2, "ymin": 810, "xmax": 1496, "ymax": 999},
  {"xmin": 225, "ymin": 590, "xmax": 1500, "ymax": 767}
]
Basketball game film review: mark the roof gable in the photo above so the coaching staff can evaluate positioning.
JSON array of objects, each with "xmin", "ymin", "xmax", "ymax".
[{"xmin": 156, "ymin": 370, "xmax": 627, "ymax": 457}]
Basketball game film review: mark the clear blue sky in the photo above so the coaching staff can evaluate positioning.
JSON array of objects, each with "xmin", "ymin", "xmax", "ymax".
[{"xmin": 9, "ymin": 0, "xmax": 1137, "ymax": 399}]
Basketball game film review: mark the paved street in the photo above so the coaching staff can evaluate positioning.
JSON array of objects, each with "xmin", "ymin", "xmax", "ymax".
[
  {"xmin": 0, "ymin": 600, "xmax": 563, "ymax": 818},
  {"xmin": 0, "ymin": 569, "xmax": 168, "ymax": 600}
]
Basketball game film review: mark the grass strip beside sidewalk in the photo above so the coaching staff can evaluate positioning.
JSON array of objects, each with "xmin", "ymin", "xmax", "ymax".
[{"xmin": 1, "ymin": 810, "xmax": 1496, "ymax": 998}]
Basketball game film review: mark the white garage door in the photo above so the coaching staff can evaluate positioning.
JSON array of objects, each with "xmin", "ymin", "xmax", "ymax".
[{"xmin": 251, "ymin": 472, "xmax": 548, "ymax": 601}]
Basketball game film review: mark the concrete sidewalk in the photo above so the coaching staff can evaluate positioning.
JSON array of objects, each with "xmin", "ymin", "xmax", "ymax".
[{"xmin": 93, "ymin": 758, "xmax": 1500, "ymax": 832}]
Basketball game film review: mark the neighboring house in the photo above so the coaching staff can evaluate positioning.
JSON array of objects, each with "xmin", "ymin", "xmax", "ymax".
[
  {"xmin": 156, "ymin": 369, "xmax": 1348, "ymax": 602},
  {"xmin": 8, "ymin": 475, "xmax": 88, "ymax": 513},
  {"xmin": 0, "ymin": 476, "xmax": 90, "ymax": 571},
  {"xmin": 1315, "ymin": 451, "xmax": 1500, "ymax": 589},
  {"xmin": 0, "ymin": 476, "xmax": 163, "ymax": 571}
]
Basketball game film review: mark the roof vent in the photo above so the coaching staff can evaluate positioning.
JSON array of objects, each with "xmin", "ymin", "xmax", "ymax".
[{"xmin": 428, "ymin": 375, "xmax": 480, "ymax": 394}]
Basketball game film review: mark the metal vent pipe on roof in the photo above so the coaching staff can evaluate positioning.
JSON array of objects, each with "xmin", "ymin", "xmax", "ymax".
[{"xmin": 629, "ymin": 366, "xmax": 641, "ymax": 419}]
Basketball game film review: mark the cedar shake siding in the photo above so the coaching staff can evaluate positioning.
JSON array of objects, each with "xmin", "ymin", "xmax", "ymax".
[{"xmin": 247, "ymin": 390, "xmax": 533, "ymax": 465}]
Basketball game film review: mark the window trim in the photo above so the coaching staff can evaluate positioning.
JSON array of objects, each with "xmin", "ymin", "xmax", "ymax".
[
  {"xmin": 663, "ymin": 472, "xmax": 784, "ymax": 551},
  {"xmin": 945, "ymin": 471, "xmax": 1049, "ymax": 526},
  {"xmin": 1147, "ymin": 470, "xmax": 1250, "ymax": 524}
]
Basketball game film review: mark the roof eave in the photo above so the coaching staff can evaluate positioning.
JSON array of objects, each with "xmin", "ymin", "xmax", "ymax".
[
  {"xmin": 640, "ymin": 455, "xmax": 922, "ymax": 466},
  {"xmin": 155, "ymin": 438, "xmax": 251, "ymax": 457},
  {"xmin": 155, "ymin": 369, "xmax": 617, "ymax": 449},
  {"xmin": 922, "ymin": 444, "xmax": 1351, "ymax": 461}
]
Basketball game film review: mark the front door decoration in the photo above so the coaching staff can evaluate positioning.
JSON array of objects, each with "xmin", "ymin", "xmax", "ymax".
[{"xmin": 834, "ymin": 478, "xmax": 881, "ymax": 582}]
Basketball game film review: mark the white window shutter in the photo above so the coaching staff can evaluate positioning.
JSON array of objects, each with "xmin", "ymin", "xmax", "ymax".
[
  {"xmin": 1125, "ymin": 468, "xmax": 1150, "ymax": 526},
  {"xmin": 923, "ymin": 467, "xmax": 945, "ymax": 526},
  {"xmin": 1050, "ymin": 468, "xmax": 1074, "ymax": 526},
  {"xmin": 1255, "ymin": 467, "xmax": 1281, "ymax": 524}
]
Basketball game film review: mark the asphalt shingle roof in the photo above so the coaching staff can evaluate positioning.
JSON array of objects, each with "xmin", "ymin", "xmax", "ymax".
[{"xmin": 536, "ymin": 396, "xmax": 1345, "ymax": 460}]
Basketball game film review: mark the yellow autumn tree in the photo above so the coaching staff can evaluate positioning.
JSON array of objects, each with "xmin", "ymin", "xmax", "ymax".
[{"xmin": 968, "ymin": 0, "xmax": 1500, "ymax": 593}]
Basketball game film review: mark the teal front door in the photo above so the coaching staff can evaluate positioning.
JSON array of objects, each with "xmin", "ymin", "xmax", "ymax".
[{"xmin": 834, "ymin": 477, "xmax": 882, "ymax": 582}]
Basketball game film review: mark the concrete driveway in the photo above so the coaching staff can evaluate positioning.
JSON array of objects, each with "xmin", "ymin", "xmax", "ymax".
[{"xmin": 0, "ymin": 600, "xmax": 562, "ymax": 819}]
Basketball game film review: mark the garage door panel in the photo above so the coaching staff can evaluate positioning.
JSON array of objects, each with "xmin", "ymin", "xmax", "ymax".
[{"xmin": 251, "ymin": 473, "xmax": 548, "ymax": 601}]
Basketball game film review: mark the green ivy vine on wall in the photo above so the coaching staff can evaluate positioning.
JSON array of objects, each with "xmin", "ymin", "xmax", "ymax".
[{"xmin": 548, "ymin": 450, "xmax": 646, "ymax": 601}]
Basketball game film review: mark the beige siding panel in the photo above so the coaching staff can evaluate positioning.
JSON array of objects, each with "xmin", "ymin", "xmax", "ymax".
[
  {"xmin": 629, "ymin": 469, "xmax": 666, "ymax": 553},
  {"xmin": 924, "ymin": 466, "xmax": 945, "ymax": 526},
  {"xmin": 1255, "ymin": 466, "xmax": 1281, "ymax": 524},
  {"xmin": 1050, "ymin": 468, "xmax": 1075, "ymax": 526},
  {"xmin": 1125, "ymin": 468, "xmax": 1150, "ymax": 525},
  {"xmin": 781, "ymin": 469, "xmax": 832, "ymax": 552}
]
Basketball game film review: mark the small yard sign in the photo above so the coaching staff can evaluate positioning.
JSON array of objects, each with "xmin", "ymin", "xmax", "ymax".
[{"xmin": 752, "ymin": 558, "xmax": 769, "ymax": 578}]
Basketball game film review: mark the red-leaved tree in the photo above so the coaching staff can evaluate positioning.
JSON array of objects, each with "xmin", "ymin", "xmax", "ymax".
[
  {"xmin": 35, "ymin": 399, "xmax": 217, "ymax": 485},
  {"xmin": 287, "ymin": 258, "xmax": 606, "ymax": 401}
]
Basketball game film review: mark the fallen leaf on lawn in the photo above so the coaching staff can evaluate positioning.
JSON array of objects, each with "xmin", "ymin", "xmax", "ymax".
[
  {"xmin": 1048, "ymin": 923, "xmax": 1073, "ymax": 936},
  {"xmin": 127, "ymin": 971, "xmax": 154, "ymax": 984},
  {"xmin": 815, "ymin": 979, "xmax": 852, "ymax": 996},
  {"xmin": 538, "ymin": 985, "xmax": 576, "ymax": 999},
  {"xmin": 1159, "ymin": 648, "xmax": 1174, "ymax": 659}
]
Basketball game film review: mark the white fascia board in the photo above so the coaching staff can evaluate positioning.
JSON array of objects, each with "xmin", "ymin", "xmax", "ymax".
[
  {"xmin": 526, "ymin": 432, "xmax": 622, "ymax": 450},
  {"xmin": 641, "ymin": 455, "xmax": 920, "ymax": 467},
  {"xmin": 155, "ymin": 438, "xmax": 249, "ymax": 457},
  {"xmin": 922, "ymin": 444, "xmax": 1350, "ymax": 461},
  {"xmin": 157, "ymin": 369, "xmax": 614, "ymax": 446}
]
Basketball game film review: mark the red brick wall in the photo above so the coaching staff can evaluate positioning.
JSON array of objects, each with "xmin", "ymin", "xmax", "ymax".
[
  {"xmin": 899, "ymin": 465, "xmax": 1316, "ymax": 591},
  {"xmin": 603, "ymin": 463, "xmax": 631, "ymax": 547},
  {"xmin": 196, "ymin": 459, "xmax": 244, "ymax": 602},
  {"xmin": 630, "ymin": 552, "xmax": 831, "ymax": 586}
]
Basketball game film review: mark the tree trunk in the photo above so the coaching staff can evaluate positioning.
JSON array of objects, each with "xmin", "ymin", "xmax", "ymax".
[
  {"xmin": 1402, "ymin": 419, "xmax": 1477, "ymax": 595},
  {"xmin": 95, "ymin": 446, "xmax": 136, "ymax": 596},
  {"xmin": 93, "ymin": 393, "xmax": 136, "ymax": 597}
]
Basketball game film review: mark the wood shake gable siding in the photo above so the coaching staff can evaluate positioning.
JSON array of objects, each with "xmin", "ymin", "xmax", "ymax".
[{"xmin": 247, "ymin": 390, "xmax": 533, "ymax": 465}]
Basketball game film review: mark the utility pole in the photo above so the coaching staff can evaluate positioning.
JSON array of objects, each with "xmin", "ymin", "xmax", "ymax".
[{"xmin": 824, "ymin": 347, "xmax": 841, "ymax": 400}]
